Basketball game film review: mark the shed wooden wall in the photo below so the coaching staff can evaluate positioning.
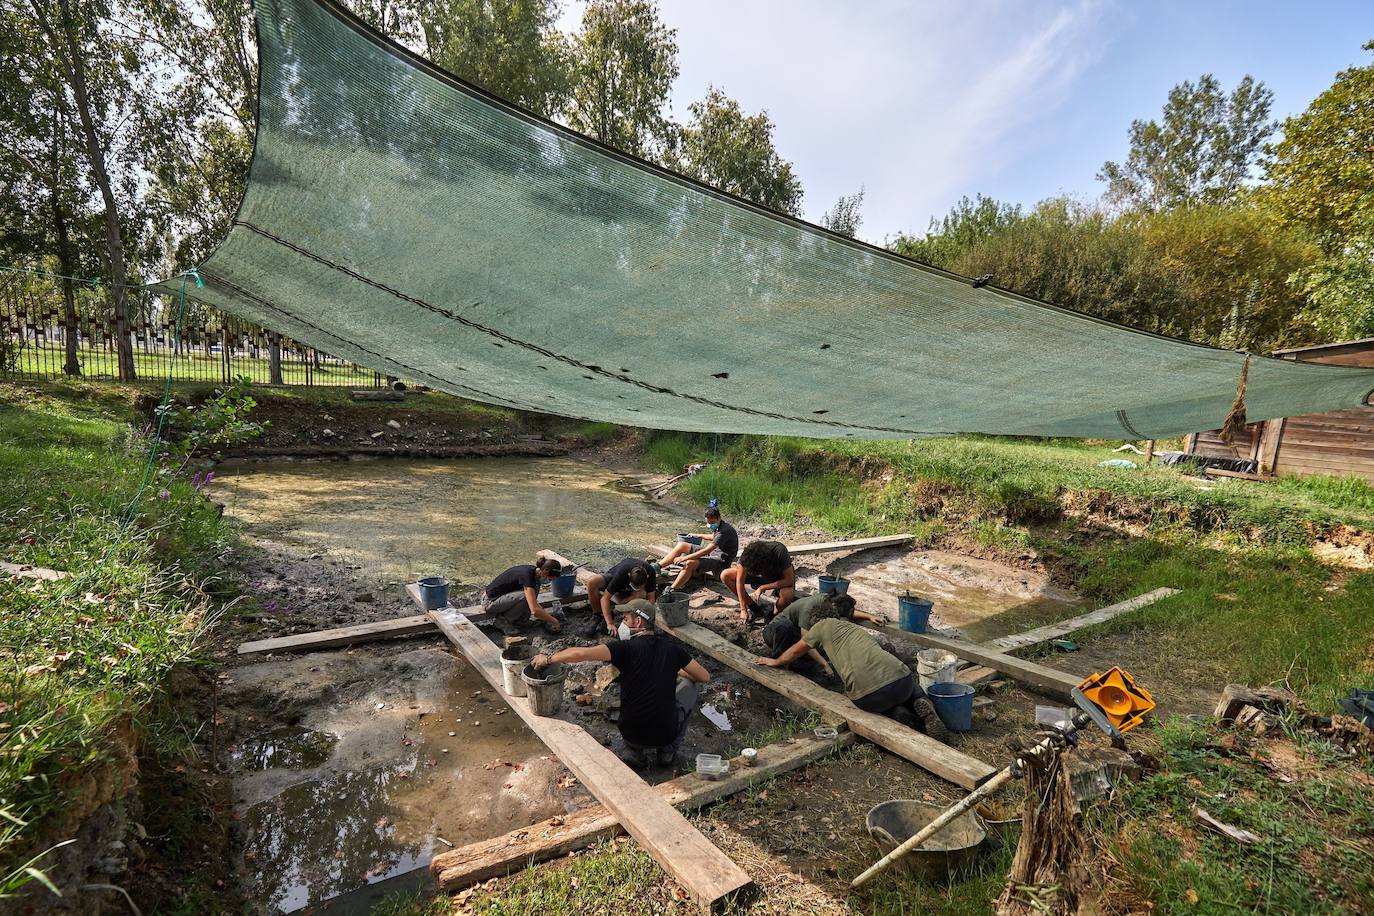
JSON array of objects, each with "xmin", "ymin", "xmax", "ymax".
[{"xmin": 1186, "ymin": 340, "xmax": 1374, "ymax": 483}]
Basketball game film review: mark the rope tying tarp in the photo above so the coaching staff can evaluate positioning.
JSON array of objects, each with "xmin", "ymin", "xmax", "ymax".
[{"xmin": 152, "ymin": 0, "xmax": 1374, "ymax": 439}]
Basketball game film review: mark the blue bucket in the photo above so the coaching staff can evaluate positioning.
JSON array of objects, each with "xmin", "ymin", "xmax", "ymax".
[
  {"xmin": 418, "ymin": 576, "xmax": 450, "ymax": 611},
  {"xmin": 926, "ymin": 682, "xmax": 975, "ymax": 732},
  {"xmin": 818, "ymin": 575, "xmax": 850, "ymax": 595},
  {"xmin": 551, "ymin": 571, "xmax": 578, "ymax": 599},
  {"xmin": 897, "ymin": 594, "xmax": 933, "ymax": 633}
]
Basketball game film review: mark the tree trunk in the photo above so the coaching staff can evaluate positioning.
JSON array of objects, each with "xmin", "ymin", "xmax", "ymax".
[
  {"xmin": 268, "ymin": 331, "xmax": 283, "ymax": 385},
  {"xmin": 52, "ymin": 198, "xmax": 80, "ymax": 376},
  {"xmin": 40, "ymin": 0, "xmax": 135, "ymax": 380}
]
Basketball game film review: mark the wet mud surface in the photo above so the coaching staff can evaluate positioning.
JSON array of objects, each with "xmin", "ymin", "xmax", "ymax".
[{"xmin": 215, "ymin": 454, "xmax": 1108, "ymax": 912}]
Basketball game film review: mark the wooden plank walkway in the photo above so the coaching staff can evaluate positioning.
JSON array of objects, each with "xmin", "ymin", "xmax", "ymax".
[
  {"xmin": 428, "ymin": 608, "xmax": 754, "ymax": 911},
  {"xmin": 872, "ymin": 625, "xmax": 1082, "ymax": 700},
  {"xmin": 658, "ymin": 619, "xmax": 995, "ymax": 789},
  {"xmin": 783, "ymin": 534, "xmax": 914, "ymax": 556},
  {"xmin": 236, "ymin": 584, "xmax": 586, "ymax": 655},
  {"xmin": 987, "ymin": 587, "xmax": 1179, "ymax": 652},
  {"xmin": 430, "ymin": 732, "xmax": 855, "ymax": 891}
]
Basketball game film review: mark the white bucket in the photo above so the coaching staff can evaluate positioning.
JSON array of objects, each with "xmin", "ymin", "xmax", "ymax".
[
  {"xmin": 501, "ymin": 647, "xmax": 531, "ymax": 697},
  {"xmin": 916, "ymin": 649, "xmax": 958, "ymax": 689}
]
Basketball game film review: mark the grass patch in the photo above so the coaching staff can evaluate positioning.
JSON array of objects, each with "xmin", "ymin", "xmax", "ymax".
[
  {"xmin": 1103, "ymin": 717, "xmax": 1374, "ymax": 912},
  {"xmin": 0, "ymin": 383, "xmax": 234, "ymax": 890}
]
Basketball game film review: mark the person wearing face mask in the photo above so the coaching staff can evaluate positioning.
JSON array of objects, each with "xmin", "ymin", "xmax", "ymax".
[
  {"xmin": 656, "ymin": 507, "xmax": 739, "ymax": 594},
  {"xmin": 585, "ymin": 557, "xmax": 657, "ymax": 635},
  {"xmin": 481, "ymin": 556, "xmax": 564, "ymax": 634},
  {"xmin": 532, "ymin": 599, "xmax": 711, "ymax": 767}
]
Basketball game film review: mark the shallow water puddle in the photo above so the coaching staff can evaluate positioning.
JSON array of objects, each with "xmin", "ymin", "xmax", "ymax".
[
  {"xmin": 231, "ymin": 726, "xmax": 337, "ymax": 771},
  {"xmin": 214, "ymin": 456, "xmax": 689, "ymax": 587}
]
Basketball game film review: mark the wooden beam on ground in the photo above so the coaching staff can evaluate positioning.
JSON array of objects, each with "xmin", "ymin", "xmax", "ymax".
[
  {"xmin": 988, "ymin": 587, "xmax": 1180, "ymax": 653},
  {"xmin": 654, "ymin": 619, "xmax": 994, "ymax": 790},
  {"xmin": 236, "ymin": 585, "xmax": 587, "ymax": 655},
  {"xmin": 430, "ymin": 731, "xmax": 856, "ymax": 891},
  {"xmin": 237, "ymin": 615, "xmax": 438, "ymax": 655},
  {"xmin": 872, "ymin": 625, "xmax": 1082, "ymax": 701},
  {"xmin": 428, "ymin": 608, "xmax": 753, "ymax": 911},
  {"xmin": 782, "ymin": 534, "xmax": 914, "ymax": 556},
  {"xmin": 1, "ymin": 561, "xmax": 67, "ymax": 581}
]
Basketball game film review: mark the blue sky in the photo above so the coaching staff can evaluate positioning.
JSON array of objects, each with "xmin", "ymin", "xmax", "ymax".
[{"xmin": 559, "ymin": 1, "xmax": 1373, "ymax": 243}]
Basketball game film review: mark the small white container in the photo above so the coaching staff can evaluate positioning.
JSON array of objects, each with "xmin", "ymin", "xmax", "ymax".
[
  {"xmin": 695, "ymin": 753, "xmax": 729, "ymax": 780},
  {"xmin": 814, "ymin": 726, "xmax": 839, "ymax": 741},
  {"xmin": 740, "ymin": 747, "xmax": 758, "ymax": 767}
]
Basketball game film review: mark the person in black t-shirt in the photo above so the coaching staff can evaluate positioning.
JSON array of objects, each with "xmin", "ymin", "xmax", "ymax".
[
  {"xmin": 722, "ymin": 539, "xmax": 796, "ymax": 624},
  {"xmin": 482, "ymin": 556, "xmax": 563, "ymax": 633},
  {"xmin": 532, "ymin": 599, "xmax": 710, "ymax": 767},
  {"xmin": 657, "ymin": 507, "xmax": 739, "ymax": 594},
  {"xmin": 585, "ymin": 557, "xmax": 657, "ymax": 635}
]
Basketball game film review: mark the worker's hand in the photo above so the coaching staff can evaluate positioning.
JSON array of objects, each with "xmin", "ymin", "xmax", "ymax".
[
  {"xmin": 532, "ymin": 653, "xmax": 552, "ymax": 669},
  {"xmin": 821, "ymin": 663, "xmax": 834, "ymax": 677},
  {"xmin": 755, "ymin": 656, "xmax": 777, "ymax": 667}
]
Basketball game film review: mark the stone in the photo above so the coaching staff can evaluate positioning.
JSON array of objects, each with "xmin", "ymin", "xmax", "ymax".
[
  {"xmin": 594, "ymin": 665, "xmax": 620, "ymax": 693},
  {"xmin": 387, "ymin": 419, "xmax": 402, "ymax": 429}
]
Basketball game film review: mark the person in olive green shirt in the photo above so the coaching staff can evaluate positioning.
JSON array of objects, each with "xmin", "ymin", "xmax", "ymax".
[
  {"xmin": 756, "ymin": 611, "xmax": 947, "ymax": 738},
  {"xmin": 760, "ymin": 592, "xmax": 880, "ymax": 676}
]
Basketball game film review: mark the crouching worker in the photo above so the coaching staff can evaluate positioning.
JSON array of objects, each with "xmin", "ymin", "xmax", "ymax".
[
  {"xmin": 482, "ymin": 556, "xmax": 563, "ymax": 634},
  {"xmin": 656, "ymin": 507, "xmax": 739, "ymax": 593},
  {"xmin": 586, "ymin": 557, "xmax": 657, "ymax": 635},
  {"xmin": 756, "ymin": 612, "xmax": 947, "ymax": 739},
  {"xmin": 532, "ymin": 599, "xmax": 710, "ymax": 767},
  {"xmin": 722, "ymin": 540, "xmax": 796, "ymax": 624},
  {"xmin": 761, "ymin": 592, "xmax": 878, "ymax": 677}
]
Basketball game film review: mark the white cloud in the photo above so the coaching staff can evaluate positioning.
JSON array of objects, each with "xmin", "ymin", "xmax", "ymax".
[{"xmin": 560, "ymin": 0, "xmax": 1114, "ymax": 241}]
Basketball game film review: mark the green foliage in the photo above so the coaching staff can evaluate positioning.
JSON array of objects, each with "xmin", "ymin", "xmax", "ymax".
[
  {"xmin": 890, "ymin": 194, "xmax": 1022, "ymax": 269},
  {"xmin": 1099, "ymin": 74, "xmax": 1276, "ymax": 211},
  {"xmin": 0, "ymin": 383, "xmax": 232, "ymax": 878},
  {"xmin": 821, "ymin": 187, "xmax": 864, "ymax": 238},
  {"xmin": 1265, "ymin": 41, "xmax": 1374, "ymax": 340},
  {"xmin": 567, "ymin": 0, "xmax": 678, "ymax": 159},
  {"xmin": 157, "ymin": 375, "xmax": 269, "ymax": 462},
  {"xmin": 674, "ymin": 86, "xmax": 804, "ymax": 215},
  {"xmin": 420, "ymin": 0, "xmax": 571, "ymax": 118}
]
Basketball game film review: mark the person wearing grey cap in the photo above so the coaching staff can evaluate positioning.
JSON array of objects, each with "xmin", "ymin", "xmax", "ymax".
[{"xmin": 532, "ymin": 599, "xmax": 710, "ymax": 767}]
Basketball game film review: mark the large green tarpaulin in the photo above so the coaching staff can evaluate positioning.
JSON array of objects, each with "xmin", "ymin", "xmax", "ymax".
[{"xmin": 161, "ymin": 0, "xmax": 1374, "ymax": 439}]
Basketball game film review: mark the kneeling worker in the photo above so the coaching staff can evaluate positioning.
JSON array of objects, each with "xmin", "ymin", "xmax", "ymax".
[
  {"xmin": 761, "ymin": 592, "xmax": 879, "ymax": 676},
  {"xmin": 756, "ymin": 610, "xmax": 947, "ymax": 738},
  {"xmin": 533, "ymin": 599, "xmax": 710, "ymax": 767},
  {"xmin": 586, "ymin": 557, "xmax": 657, "ymax": 635},
  {"xmin": 722, "ymin": 539, "xmax": 796, "ymax": 624},
  {"xmin": 482, "ymin": 556, "xmax": 564, "ymax": 634}
]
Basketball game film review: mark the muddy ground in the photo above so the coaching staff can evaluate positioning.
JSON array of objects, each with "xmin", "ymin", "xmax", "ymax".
[{"xmin": 211, "ymin": 449, "xmax": 1192, "ymax": 914}]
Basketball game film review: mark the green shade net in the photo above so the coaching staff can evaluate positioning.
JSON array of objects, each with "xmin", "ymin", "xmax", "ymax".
[{"xmin": 159, "ymin": 0, "xmax": 1374, "ymax": 439}]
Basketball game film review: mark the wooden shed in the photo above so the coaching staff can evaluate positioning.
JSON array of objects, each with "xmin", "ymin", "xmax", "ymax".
[{"xmin": 1184, "ymin": 337, "xmax": 1374, "ymax": 483}]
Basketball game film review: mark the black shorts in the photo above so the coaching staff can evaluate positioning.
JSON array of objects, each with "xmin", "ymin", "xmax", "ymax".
[{"xmin": 695, "ymin": 557, "xmax": 730, "ymax": 576}]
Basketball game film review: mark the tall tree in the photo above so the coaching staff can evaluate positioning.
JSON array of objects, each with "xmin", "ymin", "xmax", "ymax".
[
  {"xmin": 821, "ymin": 188, "xmax": 864, "ymax": 238},
  {"xmin": 22, "ymin": 0, "xmax": 141, "ymax": 378},
  {"xmin": 567, "ymin": 0, "xmax": 678, "ymax": 160},
  {"xmin": 1264, "ymin": 41, "xmax": 1374, "ymax": 341},
  {"xmin": 1099, "ymin": 74, "xmax": 1276, "ymax": 211},
  {"xmin": 420, "ymin": 0, "xmax": 571, "ymax": 117},
  {"xmin": 675, "ymin": 86, "xmax": 803, "ymax": 215}
]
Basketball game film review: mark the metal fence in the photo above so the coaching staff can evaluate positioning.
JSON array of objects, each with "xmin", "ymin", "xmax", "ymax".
[{"xmin": 0, "ymin": 272, "xmax": 385, "ymax": 387}]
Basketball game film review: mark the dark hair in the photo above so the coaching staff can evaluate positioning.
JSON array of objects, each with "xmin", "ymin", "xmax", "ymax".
[
  {"xmin": 534, "ymin": 557, "xmax": 562, "ymax": 577},
  {"xmin": 705, "ymin": 507, "xmax": 721, "ymax": 521},
  {"xmin": 808, "ymin": 593, "xmax": 856, "ymax": 624},
  {"xmin": 627, "ymin": 566, "xmax": 650, "ymax": 590},
  {"xmin": 740, "ymin": 541, "xmax": 788, "ymax": 578}
]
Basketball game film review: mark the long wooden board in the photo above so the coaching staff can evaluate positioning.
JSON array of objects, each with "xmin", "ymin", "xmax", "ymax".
[
  {"xmin": 430, "ymin": 732, "xmax": 856, "ymax": 891},
  {"xmin": 988, "ymin": 587, "xmax": 1179, "ymax": 653},
  {"xmin": 428, "ymin": 608, "xmax": 753, "ymax": 911},
  {"xmin": 237, "ymin": 614, "xmax": 438, "ymax": 655},
  {"xmin": 237, "ymin": 585, "xmax": 588, "ymax": 656},
  {"xmin": 872, "ymin": 625, "xmax": 1082, "ymax": 700},
  {"xmin": 657, "ymin": 620, "xmax": 994, "ymax": 789},
  {"xmin": 783, "ymin": 534, "xmax": 914, "ymax": 556}
]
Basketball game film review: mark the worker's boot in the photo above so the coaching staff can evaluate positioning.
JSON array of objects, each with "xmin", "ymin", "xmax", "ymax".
[{"xmin": 912, "ymin": 698, "xmax": 948, "ymax": 740}]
